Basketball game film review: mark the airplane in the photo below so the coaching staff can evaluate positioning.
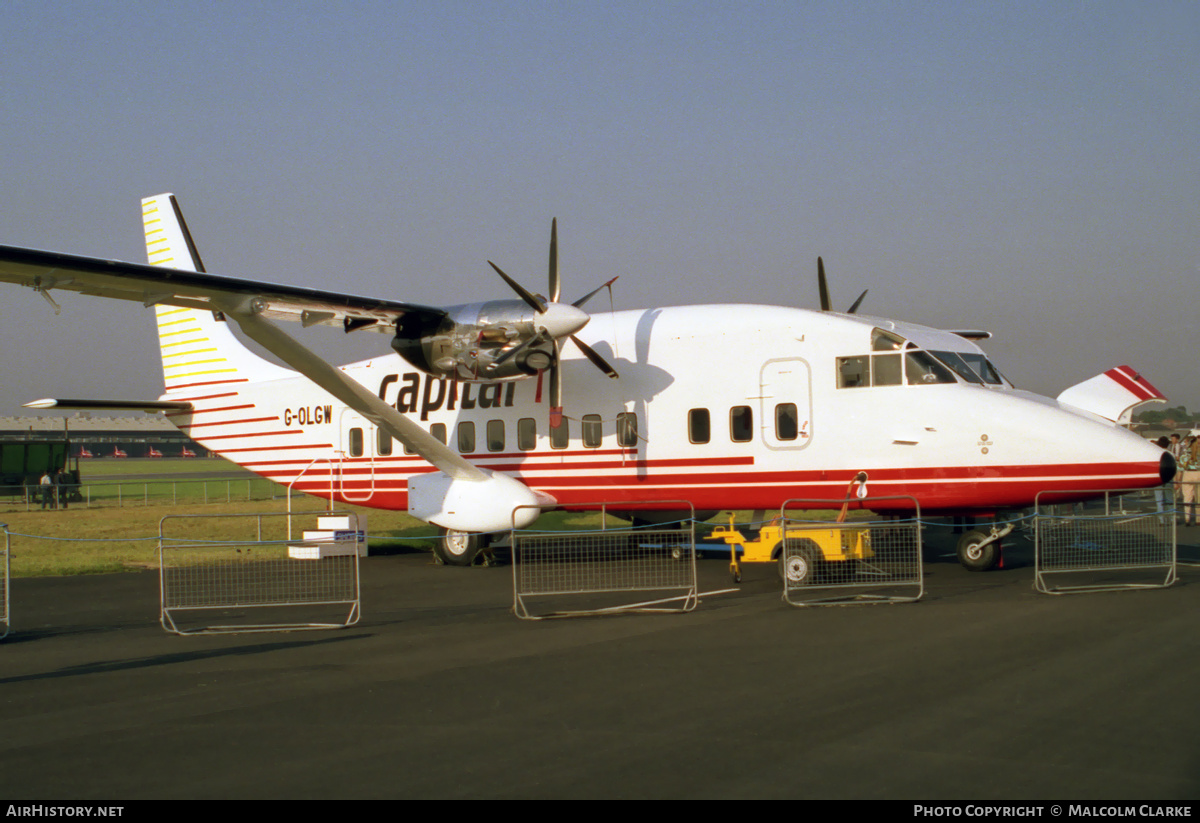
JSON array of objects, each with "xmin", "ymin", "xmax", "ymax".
[
  {"xmin": 0, "ymin": 194, "xmax": 1176, "ymax": 571},
  {"xmin": 78, "ymin": 447, "xmax": 94, "ymax": 458},
  {"xmin": 147, "ymin": 446, "xmax": 164, "ymax": 458},
  {"xmin": 111, "ymin": 447, "xmax": 128, "ymax": 458},
  {"xmin": 181, "ymin": 446, "xmax": 197, "ymax": 458}
]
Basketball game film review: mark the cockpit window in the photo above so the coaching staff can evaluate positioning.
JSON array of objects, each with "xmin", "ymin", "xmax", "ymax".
[
  {"xmin": 842, "ymin": 332, "xmax": 993, "ymax": 388},
  {"xmin": 959, "ymin": 353, "xmax": 1006, "ymax": 385},
  {"xmin": 904, "ymin": 351, "xmax": 956, "ymax": 385},
  {"xmin": 872, "ymin": 328, "xmax": 905, "ymax": 351},
  {"xmin": 837, "ymin": 356, "xmax": 870, "ymax": 388},
  {"xmin": 873, "ymin": 353, "xmax": 902, "ymax": 385},
  {"xmin": 931, "ymin": 351, "xmax": 984, "ymax": 384}
]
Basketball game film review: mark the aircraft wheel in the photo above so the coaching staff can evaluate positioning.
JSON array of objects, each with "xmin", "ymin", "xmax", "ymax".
[
  {"xmin": 435, "ymin": 528, "xmax": 486, "ymax": 567},
  {"xmin": 776, "ymin": 540, "xmax": 821, "ymax": 585},
  {"xmin": 957, "ymin": 530, "xmax": 999, "ymax": 572}
]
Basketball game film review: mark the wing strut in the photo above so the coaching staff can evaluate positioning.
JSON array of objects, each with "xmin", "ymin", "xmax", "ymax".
[{"xmin": 224, "ymin": 304, "xmax": 552, "ymax": 531}]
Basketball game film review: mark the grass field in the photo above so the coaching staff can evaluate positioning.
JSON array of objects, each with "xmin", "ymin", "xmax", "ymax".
[
  {"xmin": 1, "ymin": 465, "xmax": 645, "ymax": 578},
  {"xmin": 2, "ymin": 459, "xmax": 855, "ymax": 577},
  {"xmin": 78, "ymin": 456, "xmax": 255, "ymax": 479}
]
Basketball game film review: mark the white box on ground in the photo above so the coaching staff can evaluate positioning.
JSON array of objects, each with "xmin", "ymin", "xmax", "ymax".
[{"xmin": 288, "ymin": 514, "xmax": 367, "ymax": 559}]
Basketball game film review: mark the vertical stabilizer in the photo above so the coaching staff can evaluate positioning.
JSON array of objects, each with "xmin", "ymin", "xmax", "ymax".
[{"xmin": 141, "ymin": 193, "xmax": 294, "ymax": 394}]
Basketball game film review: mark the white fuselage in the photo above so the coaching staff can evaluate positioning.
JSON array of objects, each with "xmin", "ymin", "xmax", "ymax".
[{"xmin": 163, "ymin": 304, "xmax": 1168, "ymax": 517}]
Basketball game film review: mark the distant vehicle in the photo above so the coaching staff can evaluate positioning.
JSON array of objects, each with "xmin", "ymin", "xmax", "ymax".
[
  {"xmin": 147, "ymin": 446, "xmax": 163, "ymax": 457},
  {"xmin": 111, "ymin": 447, "xmax": 128, "ymax": 458},
  {"xmin": 78, "ymin": 446, "xmax": 94, "ymax": 458},
  {"xmin": 181, "ymin": 446, "xmax": 197, "ymax": 458}
]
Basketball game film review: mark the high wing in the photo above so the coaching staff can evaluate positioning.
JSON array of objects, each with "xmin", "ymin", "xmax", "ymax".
[
  {"xmin": 0, "ymin": 243, "xmax": 444, "ymax": 333},
  {"xmin": 0, "ymin": 193, "xmax": 553, "ymax": 532}
]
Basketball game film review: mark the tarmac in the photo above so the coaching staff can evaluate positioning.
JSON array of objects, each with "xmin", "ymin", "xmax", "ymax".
[{"xmin": 2, "ymin": 526, "xmax": 1199, "ymax": 800}]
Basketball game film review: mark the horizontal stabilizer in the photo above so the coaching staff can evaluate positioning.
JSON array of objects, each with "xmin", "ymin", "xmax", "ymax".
[
  {"xmin": 24, "ymin": 398, "xmax": 193, "ymax": 412},
  {"xmin": 1057, "ymin": 366, "xmax": 1165, "ymax": 423},
  {"xmin": 948, "ymin": 330, "xmax": 992, "ymax": 340}
]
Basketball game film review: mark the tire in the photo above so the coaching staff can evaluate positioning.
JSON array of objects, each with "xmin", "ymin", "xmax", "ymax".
[
  {"xmin": 776, "ymin": 539, "xmax": 822, "ymax": 585},
  {"xmin": 434, "ymin": 528, "xmax": 487, "ymax": 566},
  {"xmin": 957, "ymin": 529, "xmax": 999, "ymax": 572}
]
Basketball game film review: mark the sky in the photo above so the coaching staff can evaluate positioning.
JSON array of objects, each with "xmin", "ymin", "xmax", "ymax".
[{"xmin": 1, "ymin": 1, "xmax": 1197, "ymax": 419}]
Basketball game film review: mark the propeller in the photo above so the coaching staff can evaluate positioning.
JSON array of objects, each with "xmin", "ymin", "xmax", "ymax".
[
  {"xmin": 817, "ymin": 256, "xmax": 868, "ymax": 314},
  {"xmin": 488, "ymin": 219, "xmax": 619, "ymax": 424}
]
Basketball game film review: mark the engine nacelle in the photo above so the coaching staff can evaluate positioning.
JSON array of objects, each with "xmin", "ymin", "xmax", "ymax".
[
  {"xmin": 408, "ymin": 469, "xmax": 555, "ymax": 532},
  {"xmin": 391, "ymin": 299, "xmax": 574, "ymax": 382}
]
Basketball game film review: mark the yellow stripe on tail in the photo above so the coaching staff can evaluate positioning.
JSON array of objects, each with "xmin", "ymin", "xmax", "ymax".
[{"xmin": 141, "ymin": 193, "xmax": 294, "ymax": 394}]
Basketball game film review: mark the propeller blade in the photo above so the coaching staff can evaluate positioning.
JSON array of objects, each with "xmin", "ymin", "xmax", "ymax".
[
  {"xmin": 549, "ymin": 339, "xmax": 562, "ymax": 411},
  {"xmin": 570, "ymin": 335, "xmax": 619, "ymax": 379},
  {"xmin": 548, "ymin": 218, "xmax": 560, "ymax": 303},
  {"xmin": 817, "ymin": 257, "xmax": 831, "ymax": 312},
  {"xmin": 847, "ymin": 289, "xmax": 868, "ymax": 314},
  {"xmin": 492, "ymin": 332, "xmax": 544, "ymax": 367},
  {"xmin": 572, "ymin": 276, "xmax": 619, "ymax": 309},
  {"xmin": 489, "ymin": 261, "xmax": 546, "ymax": 314}
]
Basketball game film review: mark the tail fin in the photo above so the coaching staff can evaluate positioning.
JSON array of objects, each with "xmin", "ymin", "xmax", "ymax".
[
  {"xmin": 141, "ymin": 193, "xmax": 294, "ymax": 394},
  {"xmin": 1057, "ymin": 366, "xmax": 1166, "ymax": 423}
]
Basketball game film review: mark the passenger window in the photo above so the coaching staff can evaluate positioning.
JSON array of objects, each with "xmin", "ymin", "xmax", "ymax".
[
  {"xmin": 617, "ymin": 412, "xmax": 638, "ymax": 448},
  {"xmin": 457, "ymin": 421, "xmax": 475, "ymax": 453},
  {"xmin": 349, "ymin": 427, "xmax": 364, "ymax": 457},
  {"xmin": 377, "ymin": 429, "xmax": 393, "ymax": 456},
  {"xmin": 730, "ymin": 406, "xmax": 753, "ymax": 443},
  {"xmin": 582, "ymin": 414, "xmax": 603, "ymax": 448},
  {"xmin": 837, "ymin": 356, "xmax": 870, "ymax": 388},
  {"xmin": 430, "ymin": 423, "xmax": 447, "ymax": 445},
  {"xmin": 689, "ymin": 408, "xmax": 710, "ymax": 444},
  {"xmin": 518, "ymin": 418, "xmax": 537, "ymax": 451},
  {"xmin": 487, "ymin": 420, "xmax": 505, "ymax": 452},
  {"xmin": 550, "ymin": 418, "xmax": 570, "ymax": 449},
  {"xmin": 775, "ymin": 403, "xmax": 798, "ymax": 441}
]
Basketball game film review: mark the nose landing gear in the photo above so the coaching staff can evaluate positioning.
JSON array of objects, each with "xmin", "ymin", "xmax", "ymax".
[{"xmin": 956, "ymin": 522, "xmax": 1015, "ymax": 572}]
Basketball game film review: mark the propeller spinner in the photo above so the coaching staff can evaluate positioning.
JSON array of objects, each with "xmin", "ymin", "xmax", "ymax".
[{"xmin": 488, "ymin": 219, "xmax": 619, "ymax": 424}]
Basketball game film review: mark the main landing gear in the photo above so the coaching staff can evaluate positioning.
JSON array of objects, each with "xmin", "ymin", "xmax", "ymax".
[{"xmin": 434, "ymin": 528, "xmax": 490, "ymax": 566}]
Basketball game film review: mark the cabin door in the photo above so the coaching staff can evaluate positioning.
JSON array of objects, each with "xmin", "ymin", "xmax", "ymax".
[
  {"xmin": 758, "ymin": 358, "xmax": 813, "ymax": 451},
  {"xmin": 338, "ymin": 410, "xmax": 376, "ymax": 502}
]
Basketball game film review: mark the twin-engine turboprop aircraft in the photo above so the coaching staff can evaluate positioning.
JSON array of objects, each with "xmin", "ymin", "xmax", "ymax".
[{"xmin": 0, "ymin": 194, "xmax": 1176, "ymax": 570}]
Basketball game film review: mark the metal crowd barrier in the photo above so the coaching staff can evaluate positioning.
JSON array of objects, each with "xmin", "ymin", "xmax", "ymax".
[
  {"xmin": 779, "ymin": 496, "xmax": 924, "ymax": 607},
  {"xmin": 159, "ymin": 510, "xmax": 362, "ymax": 634},
  {"xmin": 511, "ymin": 502, "xmax": 698, "ymax": 620},
  {"xmin": 1033, "ymin": 489, "xmax": 1176, "ymax": 595},
  {"xmin": 0, "ymin": 477, "xmax": 296, "ymax": 513},
  {"xmin": 1, "ymin": 524, "xmax": 9, "ymax": 640}
]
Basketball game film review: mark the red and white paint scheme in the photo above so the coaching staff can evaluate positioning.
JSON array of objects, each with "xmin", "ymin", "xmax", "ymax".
[
  {"xmin": 181, "ymin": 446, "xmax": 197, "ymax": 458},
  {"xmin": 78, "ymin": 447, "xmax": 94, "ymax": 459},
  {"xmin": 147, "ymin": 446, "xmax": 164, "ymax": 458},
  {"xmin": 111, "ymin": 447, "xmax": 128, "ymax": 458},
  {"xmin": 0, "ymin": 194, "xmax": 1176, "ymax": 569}
]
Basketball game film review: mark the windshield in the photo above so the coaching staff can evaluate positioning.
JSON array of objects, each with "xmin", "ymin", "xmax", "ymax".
[{"xmin": 932, "ymin": 350, "xmax": 1006, "ymax": 386}]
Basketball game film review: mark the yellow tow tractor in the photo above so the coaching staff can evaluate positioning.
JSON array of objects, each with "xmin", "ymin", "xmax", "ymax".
[
  {"xmin": 713, "ymin": 515, "xmax": 873, "ymax": 584},
  {"xmin": 713, "ymin": 474, "xmax": 873, "ymax": 584}
]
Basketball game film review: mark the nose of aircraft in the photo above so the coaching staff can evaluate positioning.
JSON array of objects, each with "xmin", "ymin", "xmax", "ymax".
[{"xmin": 1160, "ymin": 450, "xmax": 1177, "ymax": 484}]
